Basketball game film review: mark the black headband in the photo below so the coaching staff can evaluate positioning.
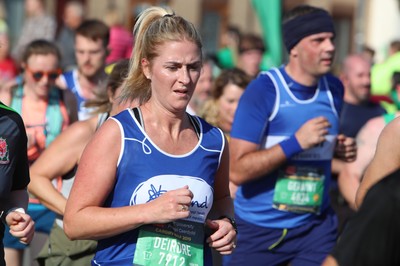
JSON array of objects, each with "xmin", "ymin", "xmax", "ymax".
[{"xmin": 283, "ymin": 10, "xmax": 335, "ymax": 52}]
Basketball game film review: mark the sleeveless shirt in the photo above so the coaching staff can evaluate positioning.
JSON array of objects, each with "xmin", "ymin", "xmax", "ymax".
[
  {"xmin": 92, "ymin": 108, "xmax": 225, "ymax": 265},
  {"xmin": 234, "ymin": 67, "xmax": 340, "ymax": 228}
]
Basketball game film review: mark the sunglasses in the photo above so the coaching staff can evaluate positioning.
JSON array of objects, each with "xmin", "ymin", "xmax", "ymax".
[{"xmin": 25, "ymin": 67, "xmax": 61, "ymax": 82}]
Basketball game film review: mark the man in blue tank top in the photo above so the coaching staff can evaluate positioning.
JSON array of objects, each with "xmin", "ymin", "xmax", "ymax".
[
  {"xmin": 58, "ymin": 19, "xmax": 109, "ymax": 121},
  {"xmin": 227, "ymin": 5, "xmax": 356, "ymax": 266}
]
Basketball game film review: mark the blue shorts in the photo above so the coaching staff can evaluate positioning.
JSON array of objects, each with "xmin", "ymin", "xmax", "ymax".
[
  {"xmin": 225, "ymin": 210, "xmax": 338, "ymax": 266},
  {"xmin": 3, "ymin": 203, "xmax": 55, "ymax": 249}
]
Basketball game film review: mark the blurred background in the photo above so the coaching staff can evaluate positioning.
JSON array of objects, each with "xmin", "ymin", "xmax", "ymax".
[{"xmin": 1, "ymin": 0, "xmax": 400, "ymax": 73}]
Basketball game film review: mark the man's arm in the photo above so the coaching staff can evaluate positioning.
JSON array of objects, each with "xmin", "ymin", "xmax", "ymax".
[
  {"xmin": 229, "ymin": 72, "xmax": 339, "ymax": 185},
  {"xmin": 229, "ymin": 138, "xmax": 286, "ymax": 185},
  {"xmin": 230, "ymin": 116, "xmax": 332, "ymax": 185}
]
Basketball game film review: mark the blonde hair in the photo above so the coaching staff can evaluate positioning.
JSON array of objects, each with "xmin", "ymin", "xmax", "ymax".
[
  {"xmin": 199, "ymin": 99, "xmax": 219, "ymax": 127},
  {"xmin": 120, "ymin": 6, "xmax": 203, "ymax": 104}
]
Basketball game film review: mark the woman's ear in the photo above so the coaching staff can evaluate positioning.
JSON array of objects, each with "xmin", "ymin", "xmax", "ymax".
[
  {"xmin": 107, "ymin": 87, "xmax": 114, "ymax": 104},
  {"xmin": 141, "ymin": 58, "xmax": 151, "ymax": 79}
]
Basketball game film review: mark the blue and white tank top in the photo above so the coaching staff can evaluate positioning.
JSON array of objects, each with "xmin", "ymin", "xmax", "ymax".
[
  {"xmin": 92, "ymin": 108, "xmax": 225, "ymax": 265},
  {"xmin": 234, "ymin": 67, "xmax": 339, "ymax": 229},
  {"xmin": 61, "ymin": 70, "xmax": 93, "ymax": 120}
]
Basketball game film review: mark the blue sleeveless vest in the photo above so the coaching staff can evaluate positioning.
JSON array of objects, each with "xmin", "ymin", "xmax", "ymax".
[
  {"xmin": 93, "ymin": 108, "xmax": 225, "ymax": 265},
  {"xmin": 234, "ymin": 68, "xmax": 339, "ymax": 229},
  {"xmin": 62, "ymin": 70, "xmax": 92, "ymax": 120}
]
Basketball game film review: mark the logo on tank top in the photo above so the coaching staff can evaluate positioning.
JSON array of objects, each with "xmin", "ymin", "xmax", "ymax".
[
  {"xmin": 0, "ymin": 137, "xmax": 9, "ymax": 164},
  {"xmin": 130, "ymin": 175, "xmax": 214, "ymax": 223},
  {"xmin": 280, "ymin": 100, "xmax": 295, "ymax": 108}
]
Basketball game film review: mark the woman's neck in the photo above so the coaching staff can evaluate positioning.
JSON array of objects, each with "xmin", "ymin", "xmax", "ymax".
[{"xmin": 141, "ymin": 102, "xmax": 188, "ymax": 137}]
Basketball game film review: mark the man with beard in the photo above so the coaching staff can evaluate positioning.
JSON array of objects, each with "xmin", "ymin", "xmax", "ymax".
[
  {"xmin": 330, "ymin": 53, "xmax": 386, "ymax": 234},
  {"xmin": 58, "ymin": 19, "xmax": 109, "ymax": 120},
  {"xmin": 339, "ymin": 54, "xmax": 386, "ymax": 139}
]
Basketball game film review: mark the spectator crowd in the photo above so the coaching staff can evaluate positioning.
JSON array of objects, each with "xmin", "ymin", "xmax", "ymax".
[{"xmin": 1, "ymin": 1, "xmax": 400, "ymax": 266}]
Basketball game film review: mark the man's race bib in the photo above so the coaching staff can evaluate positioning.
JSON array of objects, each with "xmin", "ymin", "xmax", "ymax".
[
  {"xmin": 273, "ymin": 165, "xmax": 325, "ymax": 214},
  {"xmin": 133, "ymin": 220, "xmax": 204, "ymax": 266}
]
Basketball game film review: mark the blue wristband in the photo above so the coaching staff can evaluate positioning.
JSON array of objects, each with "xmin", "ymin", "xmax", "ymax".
[{"xmin": 280, "ymin": 135, "xmax": 303, "ymax": 158}]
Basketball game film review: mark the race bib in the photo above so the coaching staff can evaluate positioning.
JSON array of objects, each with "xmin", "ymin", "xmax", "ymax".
[
  {"xmin": 133, "ymin": 220, "xmax": 204, "ymax": 266},
  {"xmin": 131, "ymin": 175, "xmax": 213, "ymax": 265},
  {"xmin": 273, "ymin": 165, "xmax": 325, "ymax": 214}
]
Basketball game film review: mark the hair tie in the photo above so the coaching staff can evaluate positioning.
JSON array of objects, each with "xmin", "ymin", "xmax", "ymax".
[{"xmin": 163, "ymin": 13, "xmax": 174, "ymax": 18}]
